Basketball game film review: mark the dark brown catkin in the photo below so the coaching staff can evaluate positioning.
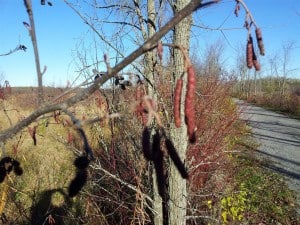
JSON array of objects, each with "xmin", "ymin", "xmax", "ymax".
[
  {"xmin": 253, "ymin": 59, "xmax": 261, "ymax": 71},
  {"xmin": 165, "ymin": 139, "xmax": 189, "ymax": 179},
  {"xmin": 246, "ymin": 36, "xmax": 254, "ymax": 69},
  {"xmin": 152, "ymin": 130, "xmax": 165, "ymax": 197},
  {"xmin": 251, "ymin": 37, "xmax": 261, "ymax": 71},
  {"xmin": 255, "ymin": 28, "xmax": 265, "ymax": 56},
  {"xmin": 142, "ymin": 127, "xmax": 152, "ymax": 160}
]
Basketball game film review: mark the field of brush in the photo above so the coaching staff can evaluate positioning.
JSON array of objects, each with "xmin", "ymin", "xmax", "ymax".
[{"xmin": 0, "ymin": 83, "xmax": 299, "ymax": 224}]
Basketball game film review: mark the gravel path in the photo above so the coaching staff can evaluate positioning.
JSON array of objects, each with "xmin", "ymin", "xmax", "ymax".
[{"xmin": 236, "ymin": 99, "xmax": 300, "ymax": 204}]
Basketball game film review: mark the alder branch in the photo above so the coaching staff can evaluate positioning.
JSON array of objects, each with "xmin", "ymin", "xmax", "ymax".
[
  {"xmin": 0, "ymin": 103, "xmax": 64, "ymax": 142},
  {"xmin": 192, "ymin": 23, "xmax": 244, "ymax": 31},
  {"xmin": 0, "ymin": 0, "xmax": 218, "ymax": 143},
  {"xmin": 236, "ymin": 0, "xmax": 259, "ymax": 28},
  {"xmin": 95, "ymin": 20, "xmax": 141, "ymax": 31},
  {"xmin": 93, "ymin": 3, "xmax": 134, "ymax": 11},
  {"xmin": 0, "ymin": 45, "xmax": 27, "ymax": 57}
]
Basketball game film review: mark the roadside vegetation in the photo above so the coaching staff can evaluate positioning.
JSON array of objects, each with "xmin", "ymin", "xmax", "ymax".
[
  {"xmin": 233, "ymin": 77, "xmax": 300, "ymax": 118},
  {"xmin": 231, "ymin": 139, "xmax": 299, "ymax": 224},
  {"xmin": 1, "ymin": 77, "xmax": 299, "ymax": 224},
  {"xmin": 232, "ymin": 40, "xmax": 300, "ymax": 119}
]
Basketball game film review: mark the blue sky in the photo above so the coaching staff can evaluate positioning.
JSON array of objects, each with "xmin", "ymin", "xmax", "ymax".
[
  {"xmin": 0, "ymin": 0, "xmax": 299, "ymax": 87},
  {"xmin": 194, "ymin": 0, "xmax": 300, "ymax": 77}
]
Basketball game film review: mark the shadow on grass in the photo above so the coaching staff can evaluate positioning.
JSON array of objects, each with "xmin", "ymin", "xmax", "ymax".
[
  {"xmin": 29, "ymin": 189, "xmax": 71, "ymax": 225},
  {"xmin": 0, "ymin": 157, "xmax": 23, "ymax": 183},
  {"xmin": 239, "ymin": 141, "xmax": 300, "ymax": 180},
  {"xmin": 234, "ymin": 147, "xmax": 300, "ymax": 224}
]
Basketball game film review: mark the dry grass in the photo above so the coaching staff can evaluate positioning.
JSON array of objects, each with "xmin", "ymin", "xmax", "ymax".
[
  {"xmin": 2, "ymin": 83, "xmax": 296, "ymax": 224},
  {"xmin": 0, "ymin": 85, "xmax": 124, "ymax": 224},
  {"xmin": 0, "ymin": 90, "xmax": 88, "ymax": 223}
]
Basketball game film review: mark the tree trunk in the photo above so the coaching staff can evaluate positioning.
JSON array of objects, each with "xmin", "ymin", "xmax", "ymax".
[
  {"xmin": 143, "ymin": 1, "xmax": 165, "ymax": 224},
  {"xmin": 169, "ymin": 0, "xmax": 192, "ymax": 224},
  {"xmin": 145, "ymin": 0, "xmax": 156, "ymax": 97}
]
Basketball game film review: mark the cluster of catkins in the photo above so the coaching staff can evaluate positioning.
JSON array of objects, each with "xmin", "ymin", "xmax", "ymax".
[
  {"xmin": 234, "ymin": 1, "xmax": 265, "ymax": 71},
  {"xmin": 173, "ymin": 65, "xmax": 196, "ymax": 143},
  {"xmin": 246, "ymin": 28, "xmax": 265, "ymax": 71}
]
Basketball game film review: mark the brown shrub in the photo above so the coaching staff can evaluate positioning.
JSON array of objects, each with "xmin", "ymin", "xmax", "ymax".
[{"xmin": 187, "ymin": 76, "xmax": 239, "ymax": 192}]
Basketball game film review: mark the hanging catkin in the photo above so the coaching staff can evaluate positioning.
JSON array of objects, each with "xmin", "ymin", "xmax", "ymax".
[
  {"xmin": 246, "ymin": 35, "xmax": 254, "ymax": 69},
  {"xmin": 251, "ymin": 36, "xmax": 260, "ymax": 71},
  {"xmin": 185, "ymin": 65, "xmax": 196, "ymax": 143},
  {"xmin": 255, "ymin": 28, "xmax": 265, "ymax": 56}
]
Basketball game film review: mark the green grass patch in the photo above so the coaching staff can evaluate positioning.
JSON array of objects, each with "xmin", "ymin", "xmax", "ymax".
[{"xmin": 232, "ymin": 147, "xmax": 300, "ymax": 224}]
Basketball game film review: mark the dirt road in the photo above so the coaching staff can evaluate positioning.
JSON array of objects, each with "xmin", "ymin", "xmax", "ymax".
[{"xmin": 236, "ymin": 100, "xmax": 300, "ymax": 203}]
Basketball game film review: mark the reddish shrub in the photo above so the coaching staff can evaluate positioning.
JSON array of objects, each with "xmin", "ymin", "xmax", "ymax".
[{"xmin": 187, "ymin": 76, "xmax": 239, "ymax": 191}]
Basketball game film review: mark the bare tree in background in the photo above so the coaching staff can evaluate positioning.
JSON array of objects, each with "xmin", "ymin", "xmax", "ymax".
[
  {"xmin": 280, "ymin": 41, "xmax": 295, "ymax": 97},
  {"xmin": 234, "ymin": 44, "xmax": 249, "ymax": 96},
  {"xmin": 201, "ymin": 40, "xmax": 225, "ymax": 78},
  {"xmin": 24, "ymin": 0, "xmax": 45, "ymax": 106}
]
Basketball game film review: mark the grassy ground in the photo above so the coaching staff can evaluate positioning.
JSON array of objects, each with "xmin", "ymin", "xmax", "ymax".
[
  {"xmin": 0, "ymin": 93, "xmax": 87, "ymax": 224},
  {"xmin": 230, "ymin": 138, "xmax": 300, "ymax": 224},
  {"xmin": 194, "ymin": 136, "xmax": 300, "ymax": 225}
]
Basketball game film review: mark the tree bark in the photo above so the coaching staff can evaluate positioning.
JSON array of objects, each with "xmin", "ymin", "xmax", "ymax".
[
  {"xmin": 142, "ymin": 1, "xmax": 164, "ymax": 224},
  {"xmin": 169, "ymin": 0, "xmax": 192, "ymax": 225}
]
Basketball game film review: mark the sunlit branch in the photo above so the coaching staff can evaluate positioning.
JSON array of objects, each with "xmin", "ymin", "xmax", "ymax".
[
  {"xmin": 0, "ymin": 0, "xmax": 218, "ymax": 143},
  {"xmin": 0, "ymin": 45, "xmax": 27, "ymax": 57}
]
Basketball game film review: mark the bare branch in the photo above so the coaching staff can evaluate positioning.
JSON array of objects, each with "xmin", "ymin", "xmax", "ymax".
[
  {"xmin": 0, "ymin": 0, "xmax": 218, "ymax": 143},
  {"xmin": 24, "ymin": 0, "xmax": 44, "ymax": 105},
  {"xmin": 236, "ymin": 0, "xmax": 259, "ymax": 28},
  {"xmin": 0, "ymin": 45, "xmax": 27, "ymax": 57},
  {"xmin": 94, "ymin": 20, "xmax": 142, "ymax": 31},
  {"xmin": 91, "ymin": 163, "xmax": 153, "ymax": 203},
  {"xmin": 94, "ymin": 3, "xmax": 134, "ymax": 11},
  {"xmin": 64, "ymin": 0, "xmax": 126, "ymax": 57},
  {"xmin": 192, "ymin": 24, "xmax": 244, "ymax": 31}
]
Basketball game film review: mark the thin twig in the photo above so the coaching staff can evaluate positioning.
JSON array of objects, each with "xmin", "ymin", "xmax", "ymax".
[
  {"xmin": 0, "ymin": 0, "xmax": 218, "ymax": 143},
  {"xmin": 90, "ymin": 163, "xmax": 153, "ymax": 204},
  {"xmin": 236, "ymin": 0, "xmax": 258, "ymax": 28},
  {"xmin": 0, "ymin": 45, "xmax": 27, "ymax": 57}
]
